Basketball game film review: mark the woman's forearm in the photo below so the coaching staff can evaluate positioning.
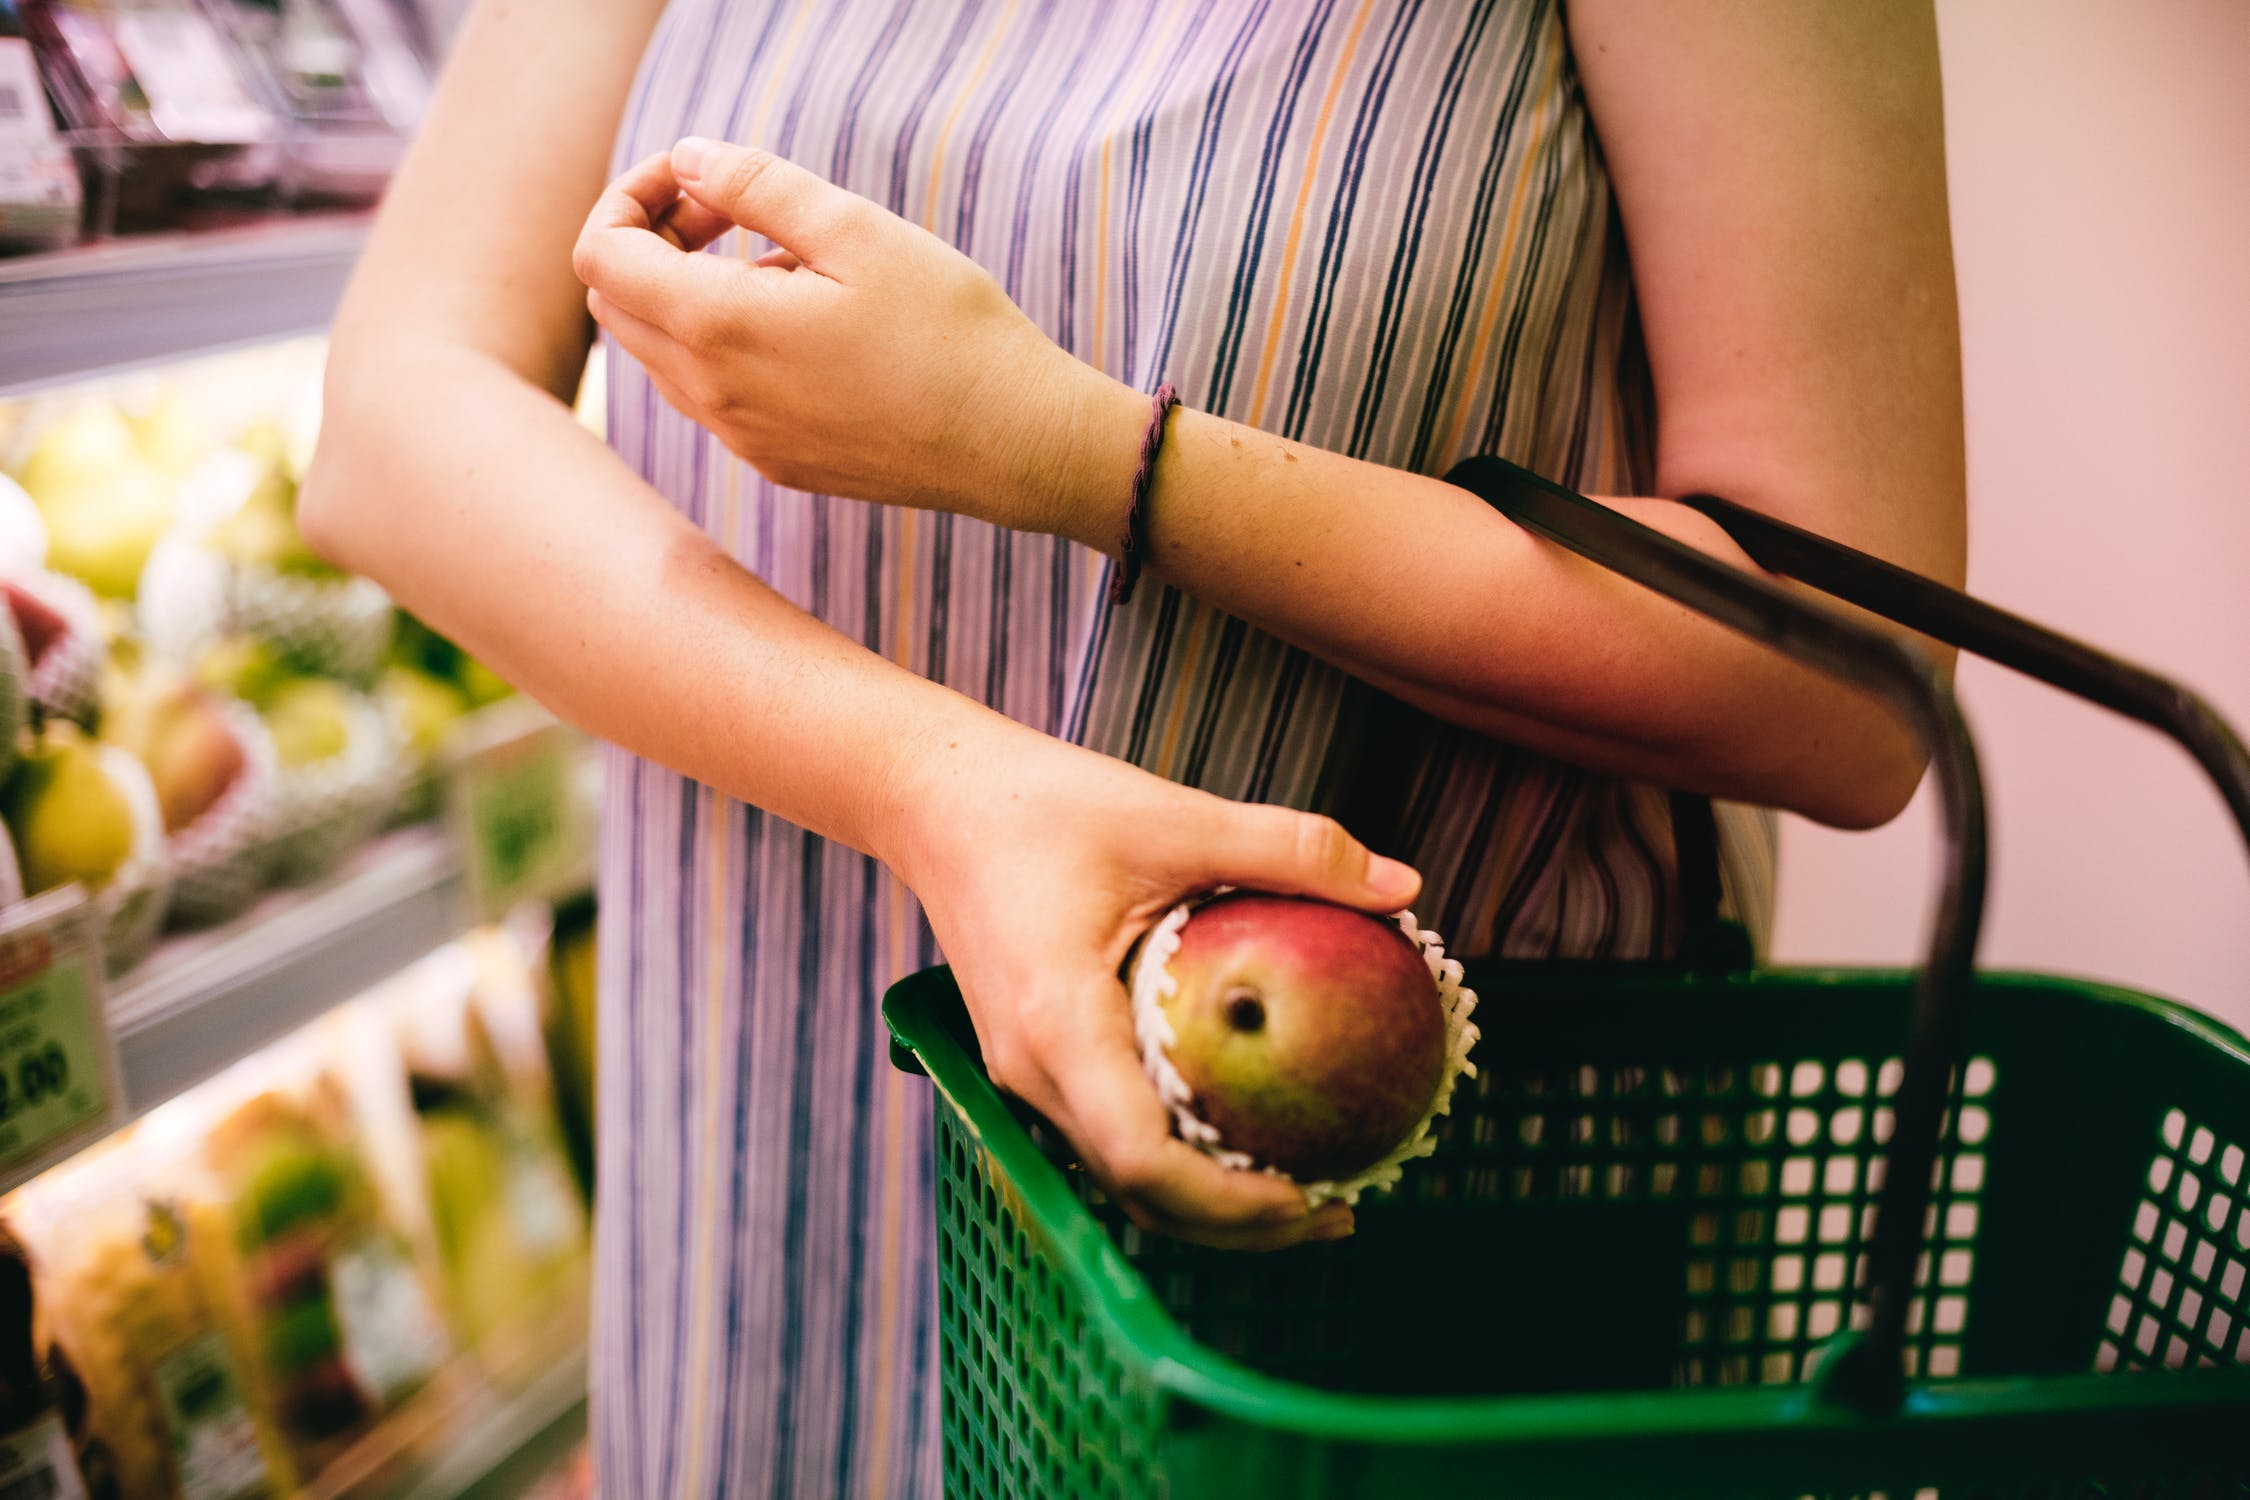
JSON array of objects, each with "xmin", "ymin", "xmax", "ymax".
[
  {"xmin": 301, "ymin": 340, "xmax": 983, "ymax": 861},
  {"xmin": 1048, "ymin": 382, "xmax": 1925, "ymax": 830}
]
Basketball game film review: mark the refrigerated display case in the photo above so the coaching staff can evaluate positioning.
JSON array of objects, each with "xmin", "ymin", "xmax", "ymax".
[{"xmin": 0, "ymin": 222, "xmax": 599, "ymax": 1495}]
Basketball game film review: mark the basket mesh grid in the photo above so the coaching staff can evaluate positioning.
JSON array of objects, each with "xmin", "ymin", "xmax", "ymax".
[
  {"xmin": 2098, "ymin": 1109, "xmax": 2250, "ymax": 1374},
  {"xmin": 938, "ymin": 1110, "xmax": 1163, "ymax": 1500},
  {"xmin": 1079, "ymin": 1049, "xmax": 1995, "ymax": 1397},
  {"xmin": 912, "ymin": 972, "xmax": 2250, "ymax": 1500}
]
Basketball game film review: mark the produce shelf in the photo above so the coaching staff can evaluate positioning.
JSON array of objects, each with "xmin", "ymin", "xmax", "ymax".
[
  {"xmin": 109, "ymin": 819, "xmax": 590, "ymax": 1120},
  {"xmin": 390, "ymin": 1348, "xmax": 590, "ymax": 1500},
  {"xmin": 0, "ymin": 213, "xmax": 371, "ymax": 396},
  {"xmin": 291, "ymin": 1342, "xmax": 590, "ymax": 1500}
]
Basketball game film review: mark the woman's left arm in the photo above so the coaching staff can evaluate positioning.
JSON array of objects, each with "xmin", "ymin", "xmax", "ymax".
[{"xmin": 578, "ymin": 2, "xmax": 1962, "ymax": 832}]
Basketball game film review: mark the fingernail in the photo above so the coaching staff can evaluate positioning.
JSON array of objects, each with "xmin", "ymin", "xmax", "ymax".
[
  {"xmin": 1312, "ymin": 1211, "xmax": 1355, "ymax": 1242},
  {"xmin": 1369, "ymin": 854, "xmax": 1420, "ymax": 906},
  {"xmin": 674, "ymin": 136, "xmax": 715, "ymax": 179}
]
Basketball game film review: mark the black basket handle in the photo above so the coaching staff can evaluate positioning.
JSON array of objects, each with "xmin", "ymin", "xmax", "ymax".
[
  {"xmin": 1445, "ymin": 456, "xmax": 1986, "ymax": 1414},
  {"xmin": 1678, "ymin": 489, "xmax": 2250, "ymax": 862}
]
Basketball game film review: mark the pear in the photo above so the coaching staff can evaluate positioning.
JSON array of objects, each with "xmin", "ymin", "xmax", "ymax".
[
  {"xmin": 264, "ymin": 679, "xmax": 356, "ymax": 768},
  {"xmin": 2, "ymin": 723, "xmax": 138, "ymax": 896},
  {"xmin": 14, "ymin": 404, "xmax": 139, "ymax": 506},
  {"xmin": 1150, "ymin": 893, "xmax": 1450, "ymax": 1184}
]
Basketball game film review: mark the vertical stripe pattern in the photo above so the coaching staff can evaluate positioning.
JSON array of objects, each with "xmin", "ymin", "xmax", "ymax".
[{"xmin": 593, "ymin": 1, "xmax": 1777, "ymax": 1493}]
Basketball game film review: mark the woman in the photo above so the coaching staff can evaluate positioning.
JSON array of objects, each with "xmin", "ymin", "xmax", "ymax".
[{"xmin": 302, "ymin": 1, "xmax": 1964, "ymax": 1492}]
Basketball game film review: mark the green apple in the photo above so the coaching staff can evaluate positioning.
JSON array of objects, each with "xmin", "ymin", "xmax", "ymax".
[
  {"xmin": 2, "ymin": 723, "xmax": 139, "ymax": 895},
  {"xmin": 1155, "ymin": 893, "xmax": 1448, "ymax": 1182}
]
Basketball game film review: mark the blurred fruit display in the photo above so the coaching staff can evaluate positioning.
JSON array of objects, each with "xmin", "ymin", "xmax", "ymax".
[
  {"xmin": 0, "ymin": 340, "xmax": 561, "ymax": 976},
  {"xmin": 0, "ymin": 323, "xmax": 602, "ymax": 1495}
]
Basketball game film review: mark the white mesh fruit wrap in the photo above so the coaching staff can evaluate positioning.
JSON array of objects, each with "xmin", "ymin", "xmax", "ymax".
[
  {"xmin": 263, "ymin": 692, "xmax": 401, "ymax": 885},
  {"xmin": 18, "ymin": 570, "xmax": 104, "ymax": 728},
  {"xmin": 228, "ymin": 566, "xmax": 393, "ymax": 683},
  {"xmin": 164, "ymin": 699, "xmax": 280, "ymax": 926},
  {"xmin": 1129, "ymin": 897, "xmax": 1481, "ymax": 1209},
  {"xmin": 92, "ymin": 745, "xmax": 174, "ymax": 975}
]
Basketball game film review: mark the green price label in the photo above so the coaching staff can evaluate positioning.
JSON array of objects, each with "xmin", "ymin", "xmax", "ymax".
[
  {"xmin": 0, "ymin": 895, "xmax": 117, "ymax": 1186},
  {"xmin": 452, "ymin": 714, "xmax": 592, "ymax": 921}
]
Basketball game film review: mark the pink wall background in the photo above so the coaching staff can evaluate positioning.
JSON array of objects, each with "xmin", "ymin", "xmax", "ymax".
[{"xmin": 1769, "ymin": 0, "xmax": 2250, "ymax": 1030}]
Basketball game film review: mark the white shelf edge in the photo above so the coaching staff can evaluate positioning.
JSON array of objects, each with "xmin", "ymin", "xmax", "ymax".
[
  {"xmin": 108, "ymin": 821, "xmax": 589, "ymax": 1121},
  {"xmin": 0, "ymin": 214, "xmax": 371, "ymax": 397}
]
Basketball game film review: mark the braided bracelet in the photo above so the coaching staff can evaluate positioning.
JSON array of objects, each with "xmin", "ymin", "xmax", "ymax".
[{"xmin": 1109, "ymin": 381, "xmax": 1180, "ymax": 606}]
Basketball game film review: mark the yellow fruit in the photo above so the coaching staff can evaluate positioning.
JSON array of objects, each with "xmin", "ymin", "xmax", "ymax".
[
  {"xmin": 38, "ymin": 460, "xmax": 173, "ymax": 599},
  {"xmin": 194, "ymin": 636, "xmax": 291, "ymax": 710},
  {"xmin": 3, "ymin": 724, "xmax": 137, "ymax": 895},
  {"xmin": 457, "ymin": 657, "xmax": 512, "ymax": 707},
  {"xmin": 15, "ymin": 404, "xmax": 138, "ymax": 505},
  {"xmin": 211, "ymin": 462, "xmax": 335, "ymax": 579},
  {"xmin": 132, "ymin": 390, "xmax": 212, "ymax": 477},
  {"xmin": 380, "ymin": 666, "xmax": 468, "ymax": 761},
  {"xmin": 264, "ymin": 680, "xmax": 355, "ymax": 768}
]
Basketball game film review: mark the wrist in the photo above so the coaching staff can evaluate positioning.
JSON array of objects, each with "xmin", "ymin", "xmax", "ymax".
[
  {"xmin": 866, "ymin": 693, "xmax": 1038, "ymax": 890},
  {"xmin": 988, "ymin": 360, "xmax": 1147, "ymax": 549}
]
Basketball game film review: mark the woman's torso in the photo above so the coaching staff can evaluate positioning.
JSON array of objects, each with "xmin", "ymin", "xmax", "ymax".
[{"xmin": 606, "ymin": 0, "xmax": 1730, "ymax": 961}]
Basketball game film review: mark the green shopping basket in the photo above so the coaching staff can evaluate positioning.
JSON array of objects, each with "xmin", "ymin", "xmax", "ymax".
[{"xmin": 882, "ymin": 458, "xmax": 2250, "ymax": 1498}]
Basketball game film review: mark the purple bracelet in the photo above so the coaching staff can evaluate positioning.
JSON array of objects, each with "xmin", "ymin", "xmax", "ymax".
[{"xmin": 1110, "ymin": 381, "xmax": 1180, "ymax": 607}]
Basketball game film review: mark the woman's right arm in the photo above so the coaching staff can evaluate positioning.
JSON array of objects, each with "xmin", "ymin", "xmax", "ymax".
[
  {"xmin": 305, "ymin": 0, "xmax": 902, "ymax": 852},
  {"xmin": 302, "ymin": 0, "xmax": 1387, "ymax": 1248}
]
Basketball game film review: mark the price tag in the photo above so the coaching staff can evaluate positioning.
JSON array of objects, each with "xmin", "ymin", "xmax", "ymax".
[
  {"xmin": 0, "ymin": 890, "xmax": 121, "ymax": 1194},
  {"xmin": 448, "ymin": 704, "xmax": 595, "ymax": 923}
]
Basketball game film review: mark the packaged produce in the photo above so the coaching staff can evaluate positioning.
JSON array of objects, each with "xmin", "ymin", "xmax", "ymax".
[
  {"xmin": 8, "ymin": 1134, "xmax": 279, "ymax": 1500},
  {"xmin": 0, "ymin": 1226, "xmax": 92, "ymax": 1500},
  {"xmin": 378, "ymin": 935, "xmax": 588, "ymax": 1383},
  {"xmin": 184, "ymin": 1064, "xmax": 450, "ymax": 1484}
]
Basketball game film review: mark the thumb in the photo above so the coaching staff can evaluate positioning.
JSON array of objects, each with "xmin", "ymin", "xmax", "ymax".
[
  {"xmin": 670, "ymin": 137, "xmax": 872, "ymax": 271},
  {"xmin": 1210, "ymin": 805, "xmax": 1423, "ymax": 914}
]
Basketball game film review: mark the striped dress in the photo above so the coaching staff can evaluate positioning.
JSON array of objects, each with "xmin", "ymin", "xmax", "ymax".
[{"xmin": 595, "ymin": 0, "xmax": 1775, "ymax": 1493}]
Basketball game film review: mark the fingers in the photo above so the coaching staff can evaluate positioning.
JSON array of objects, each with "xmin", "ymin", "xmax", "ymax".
[
  {"xmin": 669, "ymin": 136, "xmax": 888, "ymax": 276},
  {"xmin": 573, "ymin": 153, "xmax": 752, "ymax": 323},
  {"xmin": 1192, "ymin": 803, "xmax": 1422, "ymax": 913},
  {"xmin": 586, "ymin": 290, "xmax": 685, "ymax": 388},
  {"xmin": 655, "ymin": 191, "xmax": 739, "ymax": 255}
]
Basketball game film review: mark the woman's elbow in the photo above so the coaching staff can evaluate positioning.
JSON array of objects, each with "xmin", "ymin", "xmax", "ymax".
[
  {"xmin": 1797, "ymin": 724, "xmax": 1928, "ymax": 832},
  {"xmin": 294, "ymin": 355, "xmax": 383, "ymax": 576}
]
